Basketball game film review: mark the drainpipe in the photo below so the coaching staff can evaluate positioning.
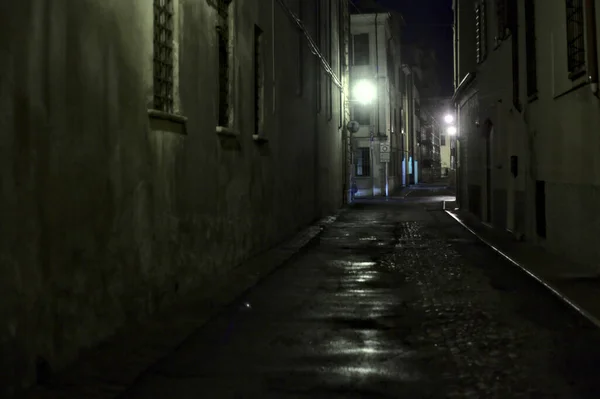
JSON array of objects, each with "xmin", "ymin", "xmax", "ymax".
[{"xmin": 585, "ymin": 0, "xmax": 599, "ymax": 96}]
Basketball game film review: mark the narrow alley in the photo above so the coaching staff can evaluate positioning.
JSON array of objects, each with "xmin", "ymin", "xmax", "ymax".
[{"xmin": 109, "ymin": 187, "xmax": 600, "ymax": 399}]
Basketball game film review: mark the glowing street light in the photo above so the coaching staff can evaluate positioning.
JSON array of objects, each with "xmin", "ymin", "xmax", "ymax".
[
  {"xmin": 352, "ymin": 80, "xmax": 376, "ymax": 105},
  {"xmin": 447, "ymin": 126, "xmax": 457, "ymax": 135},
  {"xmin": 444, "ymin": 114, "xmax": 454, "ymax": 124}
]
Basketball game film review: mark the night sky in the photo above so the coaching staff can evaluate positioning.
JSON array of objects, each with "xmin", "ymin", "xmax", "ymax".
[{"xmin": 351, "ymin": 0, "xmax": 454, "ymax": 96}]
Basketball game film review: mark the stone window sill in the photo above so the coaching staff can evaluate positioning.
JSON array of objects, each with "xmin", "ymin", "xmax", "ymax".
[
  {"xmin": 148, "ymin": 109, "xmax": 187, "ymax": 135},
  {"xmin": 216, "ymin": 126, "xmax": 240, "ymax": 137},
  {"xmin": 252, "ymin": 134, "xmax": 268, "ymax": 144}
]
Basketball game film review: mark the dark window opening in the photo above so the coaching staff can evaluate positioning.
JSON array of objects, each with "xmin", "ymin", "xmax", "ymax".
[
  {"xmin": 353, "ymin": 105, "xmax": 370, "ymax": 126},
  {"xmin": 496, "ymin": 0, "xmax": 508, "ymax": 40},
  {"xmin": 296, "ymin": 1, "xmax": 303, "ymax": 96},
  {"xmin": 355, "ymin": 148, "xmax": 371, "ymax": 177},
  {"xmin": 535, "ymin": 180, "xmax": 547, "ymax": 238},
  {"xmin": 566, "ymin": 0, "xmax": 585, "ymax": 76},
  {"xmin": 327, "ymin": 0, "xmax": 333, "ymax": 121},
  {"xmin": 153, "ymin": 0, "xmax": 175, "ymax": 113},
  {"xmin": 352, "ymin": 33, "xmax": 369, "ymax": 65},
  {"xmin": 254, "ymin": 25, "xmax": 264, "ymax": 135},
  {"xmin": 315, "ymin": 0, "xmax": 322, "ymax": 112},
  {"xmin": 217, "ymin": 0, "xmax": 232, "ymax": 126},
  {"xmin": 441, "ymin": 135, "xmax": 446, "ymax": 146},
  {"xmin": 525, "ymin": 0, "xmax": 537, "ymax": 95}
]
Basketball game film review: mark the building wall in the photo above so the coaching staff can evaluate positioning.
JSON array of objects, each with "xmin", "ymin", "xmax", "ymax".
[
  {"xmin": 0, "ymin": 0, "xmax": 348, "ymax": 395},
  {"xmin": 525, "ymin": 0, "xmax": 600, "ymax": 267},
  {"xmin": 453, "ymin": 0, "xmax": 477, "ymax": 89},
  {"xmin": 454, "ymin": 0, "xmax": 600, "ymax": 270},
  {"xmin": 350, "ymin": 13, "xmax": 402, "ymax": 197}
]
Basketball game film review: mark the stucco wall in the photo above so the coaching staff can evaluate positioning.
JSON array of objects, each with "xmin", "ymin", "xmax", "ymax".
[
  {"xmin": 0, "ymin": 0, "xmax": 348, "ymax": 395},
  {"xmin": 525, "ymin": 0, "xmax": 600, "ymax": 267},
  {"xmin": 455, "ymin": 0, "xmax": 600, "ymax": 269}
]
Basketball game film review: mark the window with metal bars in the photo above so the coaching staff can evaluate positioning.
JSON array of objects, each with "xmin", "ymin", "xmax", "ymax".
[
  {"xmin": 153, "ymin": 0, "xmax": 175, "ymax": 113},
  {"xmin": 354, "ymin": 148, "xmax": 371, "ymax": 177},
  {"xmin": 525, "ymin": 0, "xmax": 537, "ymax": 96},
  {"xmin": 217, "ymin": 0, "xmax": 232, "ymax": 126},
  {"xmin": 566, "ymin": 0, "xmax": 586, "ymax": 77},
  {"xmin": 254, "ymin": 25, "xmax": 264, "ymax": 136},
  {"xmin": 475, "ymin": 0, "xmax": 487, "ymax": 63}
]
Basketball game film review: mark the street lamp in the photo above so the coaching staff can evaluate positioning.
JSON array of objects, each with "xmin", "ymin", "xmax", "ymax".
[
  {"xmin": 444, "ymin": 114, "xmax": 454, "ymax": 124},
  {"xmin": 352, "ymin": 79, "xmax": 376, "ymax": 105},
  {"xmin": 447, "ymin": 126, "xmax": 457, "ymax": 135}
]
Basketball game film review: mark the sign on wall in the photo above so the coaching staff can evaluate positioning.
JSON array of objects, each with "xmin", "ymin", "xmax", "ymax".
[{"xmin": 380, "ymin": 142, "xmax": 390, "ymax": 163}]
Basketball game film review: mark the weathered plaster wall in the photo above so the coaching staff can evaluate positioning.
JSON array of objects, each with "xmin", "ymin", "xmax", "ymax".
[{"xmin": 0, "ymin": 0, "xmax": 348, "ymax": 395}]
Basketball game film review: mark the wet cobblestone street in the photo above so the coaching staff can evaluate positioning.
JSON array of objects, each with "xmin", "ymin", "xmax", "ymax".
[{"xmin": 121, "ymin": 193, "xmax": 600, "ymax": 398}]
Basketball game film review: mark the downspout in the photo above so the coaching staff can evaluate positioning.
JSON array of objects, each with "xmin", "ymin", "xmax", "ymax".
[{"xmin": 585, "ymin": 0, "xmax": 599, "ymax": 96}]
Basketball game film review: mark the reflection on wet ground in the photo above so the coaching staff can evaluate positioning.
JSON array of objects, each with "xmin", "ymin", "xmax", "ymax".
[{"xmin": 122, "ymin": 192, "xmax": 600, "ymax": 399}]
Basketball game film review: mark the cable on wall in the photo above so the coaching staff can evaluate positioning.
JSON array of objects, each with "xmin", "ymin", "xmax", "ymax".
[{"xmin": 275, "ymin": 0, "xmax": 344, "ymax": 90}]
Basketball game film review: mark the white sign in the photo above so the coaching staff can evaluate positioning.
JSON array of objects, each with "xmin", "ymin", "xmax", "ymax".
[{"xmin": 380, "ymin": 143, "xmax": 391, "ymax": 163}]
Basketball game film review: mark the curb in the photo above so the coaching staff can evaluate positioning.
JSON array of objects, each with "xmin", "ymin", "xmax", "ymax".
[
  {"xmin": 443, "ymin": 205, "xmax": 600, "ymax": 330},
  {"xmin": 24, "ymin": 208, "xmax": 347, "ymax": 399}
]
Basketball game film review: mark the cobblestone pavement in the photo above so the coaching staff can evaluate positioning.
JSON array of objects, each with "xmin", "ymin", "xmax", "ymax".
[{"xmin": 120, "ymin": 193, "xmax": 600, "ymax": 399}]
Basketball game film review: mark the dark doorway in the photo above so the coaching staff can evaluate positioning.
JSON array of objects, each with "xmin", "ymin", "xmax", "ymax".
[{"xmin": 535, "ymin": 180, "xmax": 547, "ymax": 238}]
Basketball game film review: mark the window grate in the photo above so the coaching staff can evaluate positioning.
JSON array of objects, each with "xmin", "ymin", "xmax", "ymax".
[
  {"xmin": 475, "ymin": 0, "xmax": 487, "ymax": 63},
  {"xmin": 566, "ymin": 0, "xmax": 585, "ymax": 75},
  {"xmin": 153, "ymin": 0, "xmax": 174, "ymax": 113}
]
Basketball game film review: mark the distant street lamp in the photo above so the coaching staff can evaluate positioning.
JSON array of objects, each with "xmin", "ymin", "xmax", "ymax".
[
  {"xmin": 352, "ymin": 80, "xmax": 376, "ymax": 105},
  {"xmin": 444, "ymin": 114, "xmax": 454, "ymax": 124},
  {"xmin": 447, "ymin": 126, "xmax": 457, "ymax": 135}
]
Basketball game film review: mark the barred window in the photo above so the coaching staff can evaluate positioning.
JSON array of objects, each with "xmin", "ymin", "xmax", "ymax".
[
  {"xmin": 217, "ymin": 0, "xmax": 232, "ymax": 127},
  {"xmin": 153, "ymin": 0, "xmax": 175, "ymax": 113},
  {"xmin": 475, "ymin": 0, "xmax": 487, "ymax": 63},
  {"xmin": 566, "ymin": 0, "xmax": 585, "ymax": 76},
  {"xmin": 354, "ymin": 148, "xmax": 371, "ymax": 177},
  {"xmin": 254, "ymin": 25, "xmax": 264, "ymax": 136}
]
